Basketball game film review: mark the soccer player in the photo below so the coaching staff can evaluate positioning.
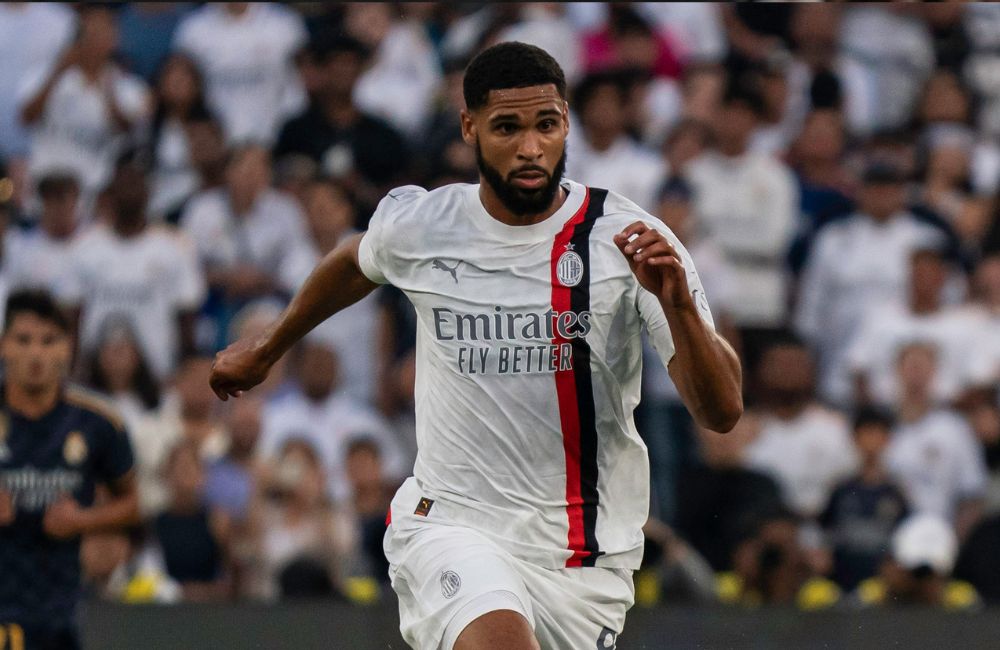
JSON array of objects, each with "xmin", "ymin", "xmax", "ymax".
[
  {"xmin": 210, "ymin": 42, "xmax": 742, "ymax": 649},
  {"xmin": 0, "ymin": 290, "xmax": 138, "ymax": 649}
]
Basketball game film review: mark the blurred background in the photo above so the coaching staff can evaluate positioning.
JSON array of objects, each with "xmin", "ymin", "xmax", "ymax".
[{"xmin": 1, "ymin": 1, "xmax": 1000, "ymax": 646}]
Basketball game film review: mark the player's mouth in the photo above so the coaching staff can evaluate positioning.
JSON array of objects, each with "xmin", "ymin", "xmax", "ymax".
[{"xmin": 510, "ymin": 171, "xmax": 547, "ymax": 190}]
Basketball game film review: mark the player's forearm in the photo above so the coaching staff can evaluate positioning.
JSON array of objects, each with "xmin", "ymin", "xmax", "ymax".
[
  {"xmin": 257, "ymin": 232, "xmax": 378, "ymax": 364},
  {"xmin": 664, "ymin": 300, "xmax": 743, "ymax": 433},
  {"xmin": 79, "ymin": 490, "xmax": 140, "ymax": 534}
]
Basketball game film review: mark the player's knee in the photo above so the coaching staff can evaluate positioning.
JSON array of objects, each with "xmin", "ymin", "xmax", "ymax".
[{"xmin": 453, "ymin": 609, "xmax": 539, "ymax": 650}]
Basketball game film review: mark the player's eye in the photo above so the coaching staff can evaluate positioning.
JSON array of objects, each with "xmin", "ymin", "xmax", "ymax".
[
  {"xmin": 538, "ymin": 119, "xmax": 556, "ymax": 131},
  {"xmin": 495, "ymin": 123, "xmax": 517, "ymax": 135}
]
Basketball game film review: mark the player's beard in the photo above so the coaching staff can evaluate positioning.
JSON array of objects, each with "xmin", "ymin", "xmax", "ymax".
[{"xmin": 475, "ymin": 141, "xmax": 567, "ymax": 218}]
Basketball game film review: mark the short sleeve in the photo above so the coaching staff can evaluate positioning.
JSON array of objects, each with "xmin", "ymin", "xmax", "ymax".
[
  {"xmin": 637, "ymin": 221, "xmax": 715, "ymax": 368},
  {"xmin": 357, "ymin": 186, "xmax": 425, "ymax": 285},
  {"xmin": 95, "ymin": 418, "xmax": 136, "ymax": 485}
]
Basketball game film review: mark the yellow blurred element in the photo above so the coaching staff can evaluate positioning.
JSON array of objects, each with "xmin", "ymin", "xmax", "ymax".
[
  {"xmin": 123, "ymin": 572, "xmax": 161, "ymax": 603},
  {"xmin": 715, "ymin": 572, "xmax": 744, "ymax": 604},
  {"xmin": 796, "ymin": 577, "xmax": 841, "ymax": 610},
  {"xmin": 634, "ymin": 568, "xmax": 661, "ymax": 607},
  {"xmin": 856, "ymin": 577, "xmax": 886, "ymax": 606},
  {"xmin": 943, "ymin": 581, "xmax": 980, "ymax": 611},
  {"xmin": 344, "ymin": 576, "xmax": 380, "ymax": 605},
  {"xmin": 0, "ymin": 178, "xmax": 13, "ymax": 204}
]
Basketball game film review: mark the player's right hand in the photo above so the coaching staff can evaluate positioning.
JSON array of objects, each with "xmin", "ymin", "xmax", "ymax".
[
  {"xmin": 209, "ymin": 337, "xmax": 273, "ymax": 401},
  {"xmin": 0, "ymin": 490, "xmax": 14, "ymax": 526}
]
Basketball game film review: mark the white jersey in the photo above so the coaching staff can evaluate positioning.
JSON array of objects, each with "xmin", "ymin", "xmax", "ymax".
[{"xmin": 358, "ymin": 180, "xmax": 714, "ymax": 570}]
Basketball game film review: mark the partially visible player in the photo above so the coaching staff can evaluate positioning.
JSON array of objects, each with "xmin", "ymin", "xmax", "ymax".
[
  {"xmin": 0, "ymin": 290, "xmax": 138, "ymax": 649},
  {"xmin": 211, "ymin": 42, "xmax": 741, "ymax": 649}
]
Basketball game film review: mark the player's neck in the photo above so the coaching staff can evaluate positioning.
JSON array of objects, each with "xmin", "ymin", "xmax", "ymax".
[
  {"xmin": 478, "ymin": 181, "xmax": 567, "ymax": 227},
  {"xmin": 5, "ymin": 381, "xmax": 61, "ymax": 420}
]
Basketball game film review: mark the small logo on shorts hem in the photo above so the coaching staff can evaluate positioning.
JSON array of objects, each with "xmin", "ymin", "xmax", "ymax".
[
  {"xmin": 414, "ymin": 497, "xmax": 434, "ymax": 516},
  {"xmin": 597, "ymin": 626, "xmax": 618, "ymax": 649},
  {"xmin": 441, "ymin": 570, "xmax": 461, "ymax": 599}
]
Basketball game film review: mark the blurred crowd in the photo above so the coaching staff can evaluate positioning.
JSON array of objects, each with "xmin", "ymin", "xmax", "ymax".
[{"xmin": 0, "ymin": 1, "xmax": 999, "ymax": 611}]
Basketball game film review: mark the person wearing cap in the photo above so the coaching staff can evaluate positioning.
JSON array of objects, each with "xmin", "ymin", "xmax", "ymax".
[
  {"xmin": 794, "ymin": 158, "xmax": 947, "ymax": 408},
  {"xmin": 852, "ymin": 514, "xmax": 980, "ymax": 609}
]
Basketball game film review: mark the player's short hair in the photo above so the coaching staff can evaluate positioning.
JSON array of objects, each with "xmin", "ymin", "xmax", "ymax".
[
  {"xmin": 3, "ymin": 289, "xmax": 70, "ymax": 334},
  {"xmin": 463, "ymin": 41, "xmax": 566, "ymax": 112}
]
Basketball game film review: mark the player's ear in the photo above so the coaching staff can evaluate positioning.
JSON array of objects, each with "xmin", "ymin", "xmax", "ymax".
[
  {"xmin": 460, "ymin": 109, "xmax": 477, "ymax": 146},
  {"xmin": 562, "ymin": 100, "xmax": 570, "ymax": 135}
]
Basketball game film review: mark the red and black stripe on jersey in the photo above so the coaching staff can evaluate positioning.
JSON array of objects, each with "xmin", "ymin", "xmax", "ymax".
[{"xmin": 551, "ymin": 186, "xmax": 608, "ymax": 568}]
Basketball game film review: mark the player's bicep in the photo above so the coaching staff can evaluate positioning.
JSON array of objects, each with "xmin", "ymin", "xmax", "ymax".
[{"xmin": 96, "ymin": 422, "xmax": 136, "ymax": 486}]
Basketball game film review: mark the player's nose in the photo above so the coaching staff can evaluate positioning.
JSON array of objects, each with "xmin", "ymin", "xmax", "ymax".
[{"xmin": 516, "ymin": 131, "xmax": 543, "ymax": 160}]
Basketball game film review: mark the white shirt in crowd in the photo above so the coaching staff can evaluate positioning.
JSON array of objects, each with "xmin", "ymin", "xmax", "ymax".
[
  {"xmin": 686, "ymin": 150, "xmax": 798, "ymax": 327},
  {"xmin": 173, "ymin": 3, "xmax": 307, "ymax": 144},
  {"xmin": 358, "ymin": 180, "xmax": 715, "ymax": 569},
  {"xmin": 498, "ymin": 6, "xmax": 584, "ymax": 85},
  {"xmin": 794, "ymin": 212, "xmax": 943, "ymax": 406},
  {"xmin": 259, "ymin": 389, "xmax": 408, "ymax": 505},
  {"xmin": 838, "ymin": 5, "xmax": 935, "ymax": 136},
  {"xmin": 179, "ymin": 187, "xmax": 318, "ymax": 294},
  {"xmin": 0, "ymin": 2, "xmax": 74, "ymax": 158},
  {"xmin": 885, "ymin": 409, "xmax": 988, "ymax": 521},
  {"xmin": 17, "ymin": 65, "xmax": 150, "ymax": 199},
  {"xmin": 149, "ymin": 118, "xmax": 200, "ymax": 220},
  {"xmin": 846, "ymin": 301, "xmax": 990, "ymax": 408},
  {"xmin": 310, "ymin": 276, "xmax": 380, "ymax": 406},
  {"xmin": 353, "ymin": 20, "xmax": 442, "ymax": 140},
  {"xmin": 744, "ymin": 405, "xmax": 859, "ymax": 518},
  {"xmin": 59, "ymin": 224, "xmax": 206, "ymax": 379},
  {"xmin": 566, "ymin": 131, "xmax": 666, "ymax": 215},
  {"xmin": 3, "ymin": 227, "xmax": 77, "ymax": 293}
]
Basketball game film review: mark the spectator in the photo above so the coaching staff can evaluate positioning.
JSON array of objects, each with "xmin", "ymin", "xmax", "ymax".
[
  {"xmin": 418, "ymin": 58, "xmax": 478, "ymax": 187},
  {"xmin": 962, "ymin": 4, "xmax": 1000, "ymax": 139},
  {"xmin": 162, "ymin": 354, "xmax": 229, "ymax": 463},
  {"xmin": 341, "ymin": 438, "xmax": 395, "ymax": 584},
  {"xmin": 154, "ymin": 440, "xmax": 231, "ymax": 602},
  {"xmin": 838, "ymin": 4, "xmax": 935, "ymax": 137},
  {"xmin": 345, "ymin": 3, "xmax": 443, "ymax": 140},
  {"xmin": 686, "ymin": 79, "xmax": 798, "ymax": 333},
  {"xmin": 674, "ymin": 422, "xmax": 785, "ymax": 572},
  {"xmin": 0, "ymin": 2, "xmax": 74, "ymax": 166},
  {"xmin": 173, "ymin": 2, "xmax": 307, "ymax": 144},
  {"xmin": 84, "ymin": 321, "xmax": 162, "ymax": 426},
  {"xmin": 786, "ymin": 109, "xmax": 854, "ymax": 276},
  {"xmin": 301, "ymin": 177, "xmax": 380, "ymax": 405},
  {"xmin": 250, "ymin": 439, "xmax": 343, "ymax": 601},
  {"xmin": 18, "ymin": 5, "xmax": 151, "ymax": 204},
  {"xmin": 639, "ymin": 177, "xmax": 737, "ymax": 524},
  {"xmin": 743, "ymin": 337, "xmax": 859, "ymax": 519},
  {"xmin": 495, "ymin": 4, "xmax": 583, "ymax": 86},
  {"xmin": 179, "ymin": 144, "xmax": 317, "ymax": 349},
  {"xmin": 206, "ymin": 395, "xmax": 263, "ymax": 525},
  {"xmin": 4, "ymin": 171, "xmax": 81, "ymax": 292},
  {"xmin": 582, "ymin": 4, "xmax": 681, "ymax": 79},
  {"xmin": 274, "ymin": 32, "xmax": 410, "ymax": 225},
  {"xmin": 794, "ymin": 161, "xmax": 946, "ymax": 407},
  {"xmin": 259, "ymin": 339, "xmax": 407, "ymax": 506},
  {"xmin": 117, "ymin": 2, "xmax": 189, "ymax": 83},
  {"xmin": 147, "ymin": 53, "xmax": 214, "ymax": 221},
  {"xmin": 566, "ymin": 71, "xmax": 665, "ymax": 213},
  {"xmin": 885, "ymin": 343, "xmax": 988, "ymax": 536},
  {"xmin": 61, "ymin": 155, "xmax": 205, "ymax": 380},
  {"xmin": 225, "ymin": 299, "xmax": 292, "ymax": 400},
  {"xmin": 846, "ymin": 244, "xmax": 982, "ymax": 410},
  {"xmin": 820, "ymin": 407, "xmax": 910, "ymax": 590},
  {"xmin": 183, "ymin": 114, "xmax": 228, "ymax": 197},
  {"xmin": 853, "ymin": 514, "xmax": 980, "ymax": 610}
]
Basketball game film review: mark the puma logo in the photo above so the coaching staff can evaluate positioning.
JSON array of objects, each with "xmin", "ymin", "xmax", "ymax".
[{"xmin": 432, "ymin": 259, "xmax": 461, "ymax": 283}]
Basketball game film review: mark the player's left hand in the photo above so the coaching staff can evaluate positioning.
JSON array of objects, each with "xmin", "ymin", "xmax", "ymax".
[
  {"xmin": 43, "ymin": 496, "xmax": 88, "ymax": 539},
  {"xmin": 613, "ymin": 221, "xmax": 692, "ymax": 309}
]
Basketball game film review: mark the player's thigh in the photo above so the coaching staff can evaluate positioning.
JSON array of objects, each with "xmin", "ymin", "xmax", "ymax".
[
  {"xmin": 385, "ymin": 521, "xmax": 535, "ymax": 650},
  {"xmin": 453, "ymin": 609, "xmax": 539, "ymax": 650},
  {"xmin": 519, "ymin": 565, "xmax": 635, "ymax": 650}
]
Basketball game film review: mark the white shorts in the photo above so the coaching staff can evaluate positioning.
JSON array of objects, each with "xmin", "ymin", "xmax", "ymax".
[{"xmin": 384, "ymin": 486, "xmax": 635, "ymax": 650}]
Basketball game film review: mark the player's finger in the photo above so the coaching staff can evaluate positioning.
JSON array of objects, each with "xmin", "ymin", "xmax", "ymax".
[
  {"xmin": 614, "ymin": 221, "xmax": 650, "ymax": 247},
  {"xmin": 632, "ymin": 240, "xmax": 680, "ymax": 263},
  {"xmin": 624, "ymin": 231, "xmax": 670, "ymax": 257}
]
